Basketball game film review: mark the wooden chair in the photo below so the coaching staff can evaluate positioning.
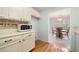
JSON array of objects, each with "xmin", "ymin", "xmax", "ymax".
[
  {"xmin": 62, "ymin": 27, "xmax": 70, "ymax": 39},
  {"xmin": 66, "ymin": 27, "xmax": 70, "ymax": 39},
  {"xmin": 56, "ymin": 27, "xmax": 63, "ymax": 39}
]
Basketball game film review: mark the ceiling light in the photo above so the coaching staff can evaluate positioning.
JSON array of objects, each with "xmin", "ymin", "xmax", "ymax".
[{"xmin": 57, "ymin": 18, "xmax": 62, "ymax": 21}]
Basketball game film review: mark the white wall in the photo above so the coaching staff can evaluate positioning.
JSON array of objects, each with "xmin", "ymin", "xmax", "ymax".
[
  {"xmin": 38, "ymin": 7, "xmax": 68, "ymax": 42},
  {"xmin": 48, "ymin": 8, "xmax": 70, "ymax": 43},
  {"xmin": 38, "ymin": 11, "xmax": 49, "ymax": 42},
  {"xmin": 70, "ymin": 8, "xmax": 79, "ymax": 27},
  {"xmin": 70, "ymin": 8, "xmax": 79, "ymax": 51},
  {"xmin": 31, "ymin": 17, "xmax": 40, "ymax": 40}
]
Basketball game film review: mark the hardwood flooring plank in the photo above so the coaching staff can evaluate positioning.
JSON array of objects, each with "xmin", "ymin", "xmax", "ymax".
[{"xmin": 31, "ymin": 40, "xmax": 67, "ymax": 52}]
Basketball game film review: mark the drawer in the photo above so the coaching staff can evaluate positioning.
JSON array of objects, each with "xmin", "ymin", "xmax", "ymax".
[
  {"xmin": 22, "ymin": 33, "xmax": 35, "ymax": 38},
  {"xmin": 0, "ymin": 36, "xmax": 21, "ymax": 46},
  {"xmin": 0, "ymin": 40, "xmax": 20, "ymax": 52}
]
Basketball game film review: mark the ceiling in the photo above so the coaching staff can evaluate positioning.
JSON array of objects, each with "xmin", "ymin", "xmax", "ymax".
[
  {"xmin": 33, "ymin": 7, "xmax": 54, "ymax": 12},
  {"xmin": 33, "ymin": 7, "xmax": 68, "ymax": 12}
]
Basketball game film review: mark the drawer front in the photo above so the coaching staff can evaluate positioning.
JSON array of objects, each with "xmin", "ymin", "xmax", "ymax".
[
  {"xmin": 23, "ymin": 33, "xmax": 35, "ymax": 39},
  {"xmin": 0, "ymin": 35, "xmax": 22, "ymax": 52},
  {"xmin": 0, "ymin": 41, "xmax": 20, "ymax": 52},
  {"xmin": 0, "ymin": 36, "xmax": 21, "ymax": 47}
]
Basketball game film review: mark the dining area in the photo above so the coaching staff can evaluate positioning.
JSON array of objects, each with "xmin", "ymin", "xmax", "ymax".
[
  {"xmin": 50, "ymin": 15, "xmax": 70, "ymax": 40},
  {"xmin": 52, "ymin": 27, "xmax": 70, "ymax": 40},
  {"xmin": 49, "ymin": 10, "xmax": 70, "ymax": 51},
  {"xmin": 50, "ymin": 26, "xmax": 70, "ymax": 51}
]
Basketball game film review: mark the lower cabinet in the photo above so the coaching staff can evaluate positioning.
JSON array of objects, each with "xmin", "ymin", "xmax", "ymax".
[
  {"xmin": 0, "ymin": 33, "xmax": 35, "ymax": 52},
  {"xmin": 17, "ymin": 34, "xmax": 35, "ymax": 52},
  {"xmin": 22, "ymin": 36, "xmax": 35, "ymax": 52},
  {"xmin": 0, "ymin": 41, "xmax": 20, "ymax": 52}
]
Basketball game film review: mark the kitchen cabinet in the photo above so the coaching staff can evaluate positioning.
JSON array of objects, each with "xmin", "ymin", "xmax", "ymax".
[
  {"xmin": 8, "ymin": 7, "xmax": 31, "ymax": 22},
  {"xmin": 8, "ymin": 7, "xmax": 25, "ymax": 21},
  {"xmin": 0, "ymin": 7, "xmax": 31, "ymax": 22},
  {"xmin": 0, "ymin": 32, "xmax": 35, "ymax": 52},
  {"xmin": 0, "ymin": 36, "xmax": 21, "ymax": 52},
  {"xmin": 0, "ymin": 7, "xmax": 9, "ymax": 19},
  {"xmin": 23, "ymin": 8, "xmax": 31, "ymax": 22},
  {"xmin": 0, "ymin": 42, "xmax": 19, "ymax": 52},
  {"xmin": 30, "ymin": 8, "xmax": 40, "ymax": 18},
  {"xmin": 16, "ymin": 41, "xmax": 22, "ymax": 52},
  {"xmin": 0, "ymin": 7, "xmax": 39, "ymax": 22},
  {"xmin": 21, "ymin": 33, "xmax": 35, "ymax": 52}
]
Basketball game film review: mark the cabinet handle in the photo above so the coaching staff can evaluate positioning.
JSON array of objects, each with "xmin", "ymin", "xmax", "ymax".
[
  {"xmin": 19, "ymin": 41, "xmax": 21, "ymax": 42},
  {"xmin": 9, "ymin": 39, "xmax": 12, "ymax": 41},
  {"xmin": 4, "ymin": 41, "xmax": 7, "ymax": 42},
  {"xmin": 22, "ymin": 39, "xmax": 25, "ymax": 41},
  {"xmin": 28, "ymin": 34, "xmax": 32, "ymax": 36},
  {"xmin": 4, "ymin": 39, "xmax": 12, "ymax": 43}
]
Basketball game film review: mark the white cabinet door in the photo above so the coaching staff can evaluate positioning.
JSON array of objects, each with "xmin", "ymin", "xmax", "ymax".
[
  {"xmin": 8, "ymin": 7, "xmax": 31, "ymax": 22},
  {"xmin": 16, "ymin": 33, "xmax": 35, "ymax": 52},
  {"xmin": 25, "ymin": 15, "xmax": 31, "ymax": 22},
  {"xmin": 30, "ymin": 8, "xmax": 40, "ymax": 18},
  {"xmin": 21, "ymin": 33, "xmax": 35, "ymax": 52},
  {"xmin": 16, "ymin": 41, "xmax": 22, "ymax": 52},
  {"xmin": 0, "ymin": 7, "xmax": 31, "ymax": 22},
  {"xmin": 24, "ymin": 8, "xmax": 31, "ymax": 22},
  {"xmin": 22, "ymin": 36, "xmax": 35, "ymax": 52},
  {"xmin": 8, "ymin": 7, "xmax": 25, "ymax": 21},
  {"xmin": 0, "ymin": 7, "xmax": 8, "ymax": 19}
]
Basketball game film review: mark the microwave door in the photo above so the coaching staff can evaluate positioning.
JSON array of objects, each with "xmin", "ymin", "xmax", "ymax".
[
  {"xmin": 21, "ymin": 25, "xmax": 27, "ymax": 30},
  {"xmin": 20, "ymin": 25, "xmax": 32, "ymax": 31}
]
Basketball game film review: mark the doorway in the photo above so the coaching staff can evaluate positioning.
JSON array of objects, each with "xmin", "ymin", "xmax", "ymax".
[{"xmin": 31, "ymin": 16, "xmax": 40, "ymax": 40}]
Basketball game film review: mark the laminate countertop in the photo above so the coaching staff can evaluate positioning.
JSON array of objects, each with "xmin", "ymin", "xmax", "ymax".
[{"xmin": 0, "ymin": 29, "xmax": 34, "ymax": 39}]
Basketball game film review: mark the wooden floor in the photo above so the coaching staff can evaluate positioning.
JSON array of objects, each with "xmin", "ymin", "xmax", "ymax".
[{"xmin": 31, "ymin": 40, "xmax": 68, "ymax": 52}]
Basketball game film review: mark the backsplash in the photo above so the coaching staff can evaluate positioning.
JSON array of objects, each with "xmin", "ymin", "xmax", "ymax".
[{"xmin": 0, "ymin": 19, "xmax": 29, "ymax": 29}]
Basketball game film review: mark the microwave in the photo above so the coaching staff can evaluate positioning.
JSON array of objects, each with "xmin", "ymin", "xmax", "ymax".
[{"xmin": 18, "ymin": 24, "xmax": 32, "ymax": 31}]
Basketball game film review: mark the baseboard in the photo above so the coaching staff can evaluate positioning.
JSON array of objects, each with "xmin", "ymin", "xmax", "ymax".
[{"xmin": 35, "ymin": 38, "xmax": 49, "ymax": 43}]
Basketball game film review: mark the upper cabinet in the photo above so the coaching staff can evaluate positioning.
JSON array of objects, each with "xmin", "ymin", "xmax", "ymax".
[
  {"xmin": 0, "ymin": 7, "xmax": 9, "ymax": 19},
  {"xmin": 30, "ymin": 8, "xmax": 40, "ymax": 18},
  {"xmin": 8, "ymin": 7, "xmax": 31, "ymax": 22},
  {"xmin": 0, "ymin": 7, "xmax": 40, "ymax": 22},
  {"xmin": 24, "ymin": 8, "xmax": 31, "ymax": 22},
  {"xmin": 8, "ymin": 7, "xmax": 24, "ymax": 20}
]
